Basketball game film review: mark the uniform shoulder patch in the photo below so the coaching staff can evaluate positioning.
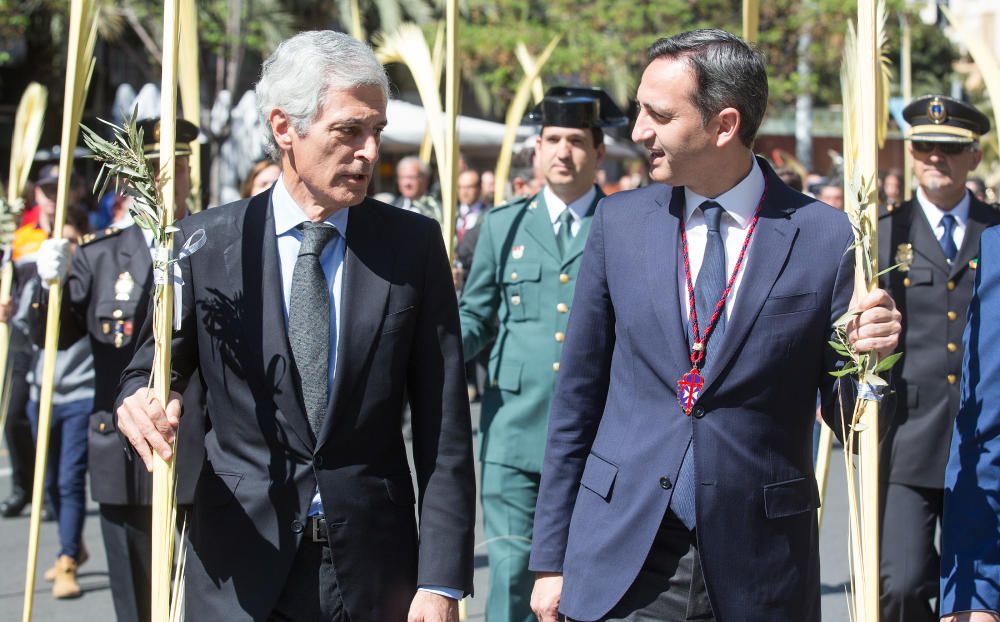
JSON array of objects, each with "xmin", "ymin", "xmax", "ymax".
[
  {"xmin": 878, "ymin": 202, "xmax": 901, "ymax": 219},
  {"xmin": 80, "ymin": 226, "xmax": 122, "ymax": 246},
  {"xmin": 490, "ymin": 194, "xmax": 531, "ymax": 214}
]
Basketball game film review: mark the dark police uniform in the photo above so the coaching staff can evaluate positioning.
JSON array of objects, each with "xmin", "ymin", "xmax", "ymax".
[
  {"xmin": 877, "ymin": 96, "xmax": 1000, "ymax": 622},
  {"xmin": 458, "ymin": 87, "xmax": 626, "ymax": 621},
  {"xmin": 29, "ymin": 117, "xmax": 205, "ymax": 622}
]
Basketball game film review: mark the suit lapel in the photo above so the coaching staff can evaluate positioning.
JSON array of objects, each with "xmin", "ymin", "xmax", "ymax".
[
  {"xmin": 910, "ymin": 206, "xmax": 951, "ymax": 276},
  {"xmin": 561, "ymin": 186, "xmax": 605, "ymax": 268},
  {"xmin": 317, "ymin": 200, "xmax": 391, "ymax": 449},
  {"xmin": 227, "ymin": 190, "xmax": 314, "ymax": 451},
  {"xmin": 951, "ymin": 200, "xmax": 991, "ymax": 278},
  {"xmin": 700, "ymin": 167, "xmax": 797, "ymax": 392},
  {"xmin": 522, "ymin": 192, "xmax": 561, "ymax": 263},
  {"xmin": 646, "ymin": 185, "xmax": 693, "ymax": 380}
]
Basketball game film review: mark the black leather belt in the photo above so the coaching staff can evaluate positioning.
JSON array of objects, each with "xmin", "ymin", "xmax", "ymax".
[{"xmin": 306, "ymin": 515, "xmax": 328, "ymax": 543}]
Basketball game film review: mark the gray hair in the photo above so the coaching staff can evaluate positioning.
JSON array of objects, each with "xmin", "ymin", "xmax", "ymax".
[
  {"xmin": 648, "ymin": 29, "xmax": 768, "ymax": 148},
  {"xmin": 255, "ymin": 30, "xmax": 390, "ymax": 160},
  {"xmin": 397, "ymin": 155, "xmax": 429, "ymax": 178}
]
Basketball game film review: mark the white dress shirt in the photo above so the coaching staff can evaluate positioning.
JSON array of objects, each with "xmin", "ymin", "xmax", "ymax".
[
  {"xmin": 544, "ymin": 184, "xmax": 597, "ymax": 238},
  {"xmin": 915, "ymin": 186, "xmax": 970, "ymax": 255},
  {"xmin": 678, "ymin": 156, "xmax": 765, "ymax": 324}
]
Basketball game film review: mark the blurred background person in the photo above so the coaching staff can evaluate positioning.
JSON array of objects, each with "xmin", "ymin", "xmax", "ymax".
[{"xmin": 241, "ymin": 158, "xmax": 281, "ymax": 198}]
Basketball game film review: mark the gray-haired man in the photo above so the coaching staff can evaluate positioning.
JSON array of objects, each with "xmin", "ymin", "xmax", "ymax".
[{"xmin": 114, "ymin": 30, "xmax": 475, "ymax": 622}]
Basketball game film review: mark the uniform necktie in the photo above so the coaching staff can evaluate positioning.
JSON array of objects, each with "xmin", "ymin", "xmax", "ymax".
[
  {"xmin": 288, "ymin": 222, "xmax": 339, "ymax": 438},
  {"xmin": 939, "ymin": 214, "xmax": 958, "ymax": 263},
  {"xmin": 556, "ymin": 208, "xmax": 575, "ymax": 258},
  {"xmin": 672, "ymin": 200, "xmax": 728, "ymax": 531}
]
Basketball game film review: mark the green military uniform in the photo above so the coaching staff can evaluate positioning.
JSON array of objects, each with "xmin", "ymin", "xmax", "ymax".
[{"xmin": 460, "ymin": 186, "xmax": 603, "ymax": 620}]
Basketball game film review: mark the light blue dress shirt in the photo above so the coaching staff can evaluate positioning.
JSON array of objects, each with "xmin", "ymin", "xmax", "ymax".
[{"xmin": 271, "ymin": 176, "xmax": 460, "ymax": 601}]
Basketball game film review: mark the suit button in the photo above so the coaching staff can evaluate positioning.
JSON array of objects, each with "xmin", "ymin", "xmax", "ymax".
[
  {"xmin": 947, "ymin": 374, "xmax": 958, "ymax": 385},
  {"xmin": 559, "ymin": 273, "xmax": 570, "ymax": 284},
  {"xmin": 947, "ymin": 311, "xmax": 958, "ymax": 321},
  {"xmin": 947, "ymin": 342, "xmax": 958, "ymax": 353},
  {"xmin": 98, "ymin": 422, "xmax": 106, "ymax": 433},
  {"xmin": 903, "ymin": 277, "xmax": 911, "ymax": 287},
  {"xmin": 660, "ymin": 477, "xmax": 672, "ymax": 490},
  {"xmin": 291, "ymin": 519, "xmax": 304, "ymax": 534},
  {"xmin": 947, "ymin": 280, "xmax": 956, "ymax": 291},
  {"xmin": 552, "ymin": 362, "xmax": 560, "ymax": 372},
  {"xmin": 315, "ymin": 455, "xmax": 324, "ymax": 468},
  {"xmin": 112, "ymin": 309, "xmax": 123, "ymax": 319},
  {"xmin": 555, "ymin": 331, "xmax": 565, "ymax": 342},
  {"xmin": 511, "ymin": 294, "xmax": 521, "ymax": 306},
  {"xmin": 510, "ymin": 272, "xmax": 519, "ymax": 281},
  {"xmin": 557, "ymin": 303, "xmax": 568, "ymax": 313}
]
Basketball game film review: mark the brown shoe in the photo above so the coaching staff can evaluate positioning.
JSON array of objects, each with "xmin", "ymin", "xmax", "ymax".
[
  {"xmin": 45, "ymin": 542, "xmax": 88, "ymax": 582},
  {"xmin": 51, "ymin": 555, "xmax": 81, "ymax": 599}
]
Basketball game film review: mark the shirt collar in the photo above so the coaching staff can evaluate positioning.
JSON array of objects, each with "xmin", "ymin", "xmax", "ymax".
[
  {"xmin": 272, "ymin": 173, "xmax": 350, "ymax": 237},
  {"xmin": 684, "ymin": 155, "xmax": 764, "ymax": 228},
  {"xmin": 915, "ymin": 186, "xmax": 971, "ymax": 229},
  {"xmin": 544, "ymin": 185, "xmax": 597, "ymax": 224}
]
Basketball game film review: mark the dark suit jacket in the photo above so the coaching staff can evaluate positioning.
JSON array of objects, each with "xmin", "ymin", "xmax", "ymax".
[
  {"xmin": 941, "ymin": 224, "xmax": 1000, "ymax": 616},
  {"xmin": 878, "ymin": 195, "xmax": 1000, "ymax": 488},
  {"xmin": 30, "ymin": 224, "xmax": 205, "ymax": 505},
  {"xmin": 529, "ymin": 160, "xmax": 855, "ymax": 621},
  {"xmin": 117, "ymin": 191, "xmax": 476, "ymax": 621}
]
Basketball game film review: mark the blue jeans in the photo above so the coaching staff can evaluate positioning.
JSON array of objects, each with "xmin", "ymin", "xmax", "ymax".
[{"xmin": 27, "ymin": 398, "xmax": 92, "ymax": 561}]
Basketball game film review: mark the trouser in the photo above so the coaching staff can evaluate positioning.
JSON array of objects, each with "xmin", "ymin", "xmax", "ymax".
[
  {"xmin": 27, "ymin": 398, "xmax": 91, "ymax": 560},
  {"xmin": 3, "ymin": 354, "xmax": 34, "ymax": 497},
  {"xmin": 99, "ymin": 504, "xmax": 153, "ymax": 622},
  {"xmin": 592, "ymin": 511, "xmax": 714, "ymax": 622},
  {"xmin": 481, "ymin": 462, "xmax": 539, "ymax": 622},
  {"xmin": 880, "ymin": 482, "xmax": 942, "ymax": 622},
  {"xmin": 269, "ymin": 538, "xmax": 349, "ymax": 622}
]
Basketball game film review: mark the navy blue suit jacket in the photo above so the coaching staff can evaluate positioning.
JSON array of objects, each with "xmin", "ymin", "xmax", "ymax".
[
  {"xmin": 529, "ymin": 160, "xmax": 855, "ymax": 621},
  {"xmin": 941, "ymin": 224, "xmax": 1000, "ymax": 617}
]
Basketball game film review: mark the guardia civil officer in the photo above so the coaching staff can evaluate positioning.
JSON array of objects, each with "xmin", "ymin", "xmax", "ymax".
[
  {"xmin": 877, "ymin": 95, "xmax": 1000, "ymax": 622},
  {"xmin": 30, "ymin": 117, "xmax": 206, "ymax": 622},
  {"xmin": 458, "ymin": 87, "xmax": 627, "ymax": 621}
]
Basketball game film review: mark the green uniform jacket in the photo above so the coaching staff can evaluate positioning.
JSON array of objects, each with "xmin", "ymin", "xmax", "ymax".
[{"xmin": 459, "ymin": 186, "xmax": 604, "ymax": 473}]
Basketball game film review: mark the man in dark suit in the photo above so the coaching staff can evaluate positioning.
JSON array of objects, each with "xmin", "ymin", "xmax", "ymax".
[
  {"xmin": 114, "ymin": 31, "xmax": 475, "ymax": 622},
  {"xmin": 529, "ymin": 30, "xmax": 902, "ymax": 621},
  {"xmin": 877, "ymin": 96, "xmax": 1000, "ymax": 622},
  {"xmin": 940, "ymin": 225, "xmax": 1000, "ymax": 622},
  {"xmin": 31, "ymin": 117, "xmax": 205, "ymax": 622}
]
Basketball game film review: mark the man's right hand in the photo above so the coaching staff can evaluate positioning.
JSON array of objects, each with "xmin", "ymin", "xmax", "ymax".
[
  {"xmin": 36, "ymin": 238, "xmax": 71, "ymax": 286},
  {"xmin": 116, "ymin": 387, "xmax": 184, "ymax": 472},
  {"xmin": 531, "ymin": 572, "xmax": 563, "ymax": 622}
]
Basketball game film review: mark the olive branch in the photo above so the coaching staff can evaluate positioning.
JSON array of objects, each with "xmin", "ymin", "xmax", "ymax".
[{"xmin": 0, "ymin": 195, "xmax": 25, "ymax": 253}]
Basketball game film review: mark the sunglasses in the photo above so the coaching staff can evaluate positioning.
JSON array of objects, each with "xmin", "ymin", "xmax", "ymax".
[{"xmin": 912, "ymin": 141, "xmax": 971, "ymax": 156}]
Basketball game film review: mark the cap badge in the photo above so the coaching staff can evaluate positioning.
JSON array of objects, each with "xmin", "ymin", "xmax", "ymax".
[{"xmin": 928, "ymin": 97, "xmax": 947, "ymax": 124}]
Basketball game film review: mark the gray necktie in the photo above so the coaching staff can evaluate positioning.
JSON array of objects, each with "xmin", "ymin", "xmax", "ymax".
[
  {"xmin": 555, "ymin": 209, "xmax": 574, "ymax": 258},
  {"xmin": 288, "ymin": 222, "xmax": 339, "ymax": 438},
  {"xmin": 672, "ymin": 200, "xmax": 728, "ymax": 531}
]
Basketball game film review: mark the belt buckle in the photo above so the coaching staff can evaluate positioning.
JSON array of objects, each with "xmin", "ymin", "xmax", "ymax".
[{"xmin": 310, "ymin": 515, "xmax": 328, "ymax": 543}]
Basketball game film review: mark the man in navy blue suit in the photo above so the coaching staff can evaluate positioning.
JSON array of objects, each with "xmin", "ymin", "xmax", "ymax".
[
  {"xmin": 529, "ymin": 30, "xmax": 902, "ymax": 621},
  {"xmin": 940, "ymin": 224, "xmax": 1000, "ymax": 622}
]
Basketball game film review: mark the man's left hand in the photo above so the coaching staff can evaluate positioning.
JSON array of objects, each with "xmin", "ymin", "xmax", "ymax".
[
  {"xmin": 847, "ymin": 287, "xmax": 902, "ymax": 360},
  {"xmin": 407, "ymin": 591, "xmax": 458, "ymax": 622}
]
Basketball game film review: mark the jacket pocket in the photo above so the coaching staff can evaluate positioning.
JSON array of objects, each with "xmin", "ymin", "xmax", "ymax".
[
  {"xmin": 503, "ymin": 262, "xmax": 542, "ymax": 322},
  {"xmin": 496, "ymin": 360, "xmax": 523, "ymax": 393},
  {"xmin": 381, "ymin": 306, "xmax": 415, "ymax": 334},
  {"xmin": 579, "ymin": 452, "xmax": 618, "ymax": 501},
  {"xmin": 90, "ymin": 411, "xmax": 115, "ymax": 435},
  {"xmin": 759, "ymin": 291, "xmax": 817, "ymax": 317},
  {"xmin": 203, "ymin": 471, "xmax": 243, "ymax": 507},
  {"xmin": 763, "ymin": 476, "xmax": 818, "ymax": 519},
  {"xmin": 906, "ymin": 267, "xmax": 933, "ymax": 286}
]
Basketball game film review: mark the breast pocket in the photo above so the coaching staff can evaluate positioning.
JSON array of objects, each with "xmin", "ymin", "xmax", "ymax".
[
  {"xmin": 381, "ymin": 306, "xmax": 415, "ymax": 334},
  {"xmin": 759, "ymin": 291, "xmax": 817, "ymax": 317},
  {"xmin": 905, "ymin": 267, "xmax": 933, "ymax": 287},
  {"xmin": 95, "ymin": 300, "xmax": 140, "ymax": 349},
  {"xmin": 502, "ymin": 262, "xmax": 542, "ymax": 322}
]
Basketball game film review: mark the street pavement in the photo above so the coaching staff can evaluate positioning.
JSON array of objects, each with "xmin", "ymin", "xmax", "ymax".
[{"xmin": 1, "ymin": 404, "xmax": 854, "ymax": 621}]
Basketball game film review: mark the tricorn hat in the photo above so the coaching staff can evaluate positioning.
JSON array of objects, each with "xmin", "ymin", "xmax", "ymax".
[
  {"xmin": 136, "ymin": 117, "xmax": 200, "ymax": 157},
  {"xmin": 524, "ymin": 86, "xmax": 629, "ymax": 129}
]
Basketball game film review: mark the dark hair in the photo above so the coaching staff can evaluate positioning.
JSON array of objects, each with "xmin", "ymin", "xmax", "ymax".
[
  {"xmin": 775, "ymin": 166, "xmax": 803, "ymax": 191},
  {"xmin": 647, "ymin": 29, "xmax": 768, "ymax": 147}
]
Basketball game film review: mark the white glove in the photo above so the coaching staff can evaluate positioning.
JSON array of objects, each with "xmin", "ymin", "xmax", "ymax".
[{"xmin": 37, "ymin": 238, "xmax": 72, "ymax": 288}]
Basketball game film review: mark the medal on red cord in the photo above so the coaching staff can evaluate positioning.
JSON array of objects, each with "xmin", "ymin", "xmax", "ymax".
[{"xmin": 676, "ymin": 180, "xmax": 767, "ymax": 415}]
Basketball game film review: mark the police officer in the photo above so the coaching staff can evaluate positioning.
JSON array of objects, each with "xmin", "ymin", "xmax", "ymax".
[
  {"xmin": 878, "ymin": 95, "xmax": 1000, "ymax": 622},
  {"xmin": 32, "ymin": 117, "xmax": 206, "ymax": 622},
  {"xmin": 459, "ymin": 87, "xmax": 627, "ymax": 621}
]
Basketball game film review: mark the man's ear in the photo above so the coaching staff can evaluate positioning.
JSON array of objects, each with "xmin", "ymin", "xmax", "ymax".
[
  {"xmin": 269, "ymin": 109, "xmax": 295, "ymax": 152},
  {"xmin": 715, "ymin": 107, "xmax": 741, "ymax": 148}
]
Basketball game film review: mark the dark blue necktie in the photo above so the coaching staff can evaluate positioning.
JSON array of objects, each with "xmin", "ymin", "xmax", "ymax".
[
  {"xmin": 939, "ymin": 214, "xmax": 958, "ymax": 263},
  {"xmin": 672, "ymin": 200, "xmax": 729, "ymax": 531}
]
